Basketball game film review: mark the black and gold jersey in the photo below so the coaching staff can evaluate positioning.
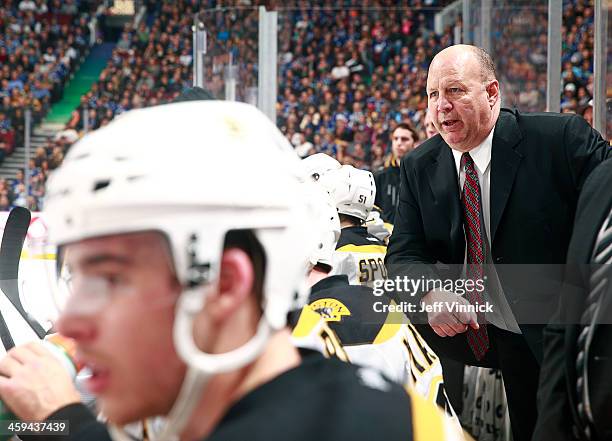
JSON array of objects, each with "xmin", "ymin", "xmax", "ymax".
[
  {"xmin": 331, "ymin": 226, "xmax": 387, "ymax": 286},
  {"xmin": 206, "ymin": 350, "xmax": 463, "ymax": 441},
  {"xmin": 36, "ymin": 354, "xmax": 465, "ymax": 441},
  {"xmin": 291, "ymin": 275, "xmax": 458, "ymax": 423}
]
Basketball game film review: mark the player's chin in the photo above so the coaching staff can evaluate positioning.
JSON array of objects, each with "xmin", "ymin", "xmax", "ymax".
[{"xmin": 100, "ymin": 395, "xmax": 153, "ymax": 426}]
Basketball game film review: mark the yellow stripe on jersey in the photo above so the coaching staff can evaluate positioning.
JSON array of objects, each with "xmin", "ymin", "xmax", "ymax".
[
  {"xmin": 409, "ymin": 390, "xmax": 446, "ymax": 441},
  {"xmin": 373, "ymin": 301, "xmax": 409, "ymax": 344},
  {"xmin": 336, "ymin": 244, "xmax": 387, "ymax": 254},
  {"xmin": 292, "ymin": 306, "xmax": 323, "ymax": 338},
  {"xmin": 373, "ymin": 323, "xmax": 402, "ymax": 345}
]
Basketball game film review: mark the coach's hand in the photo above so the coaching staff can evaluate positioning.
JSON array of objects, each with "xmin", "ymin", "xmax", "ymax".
[
  {"xmin": 0, "ymin": 342, "xmax": 81, "ymax": 421},
  {"xmin": 421, "ymin": 290, "xmax": 479, "ymax": 337}
]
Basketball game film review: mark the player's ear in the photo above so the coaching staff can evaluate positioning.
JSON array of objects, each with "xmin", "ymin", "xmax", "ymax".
[{"xmin": 206, "ymin": 248, "xmax": 255, "ymax": 322}]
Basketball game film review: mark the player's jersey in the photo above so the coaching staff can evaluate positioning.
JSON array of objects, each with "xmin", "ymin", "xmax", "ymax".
[
  {"xmin": 206, "ymin": 350, "xmax": 464, "ymax": 441},
  {"xmin": 291, "ymin": 275, "xmax": 458, "ymax": 422},
  {"xmin": 331, "ymin": 226, "xmax": 387, "ymax": 286},
  {"xmin": 36, "ymin": 354, "xmax": 466, "ymax": 441}
]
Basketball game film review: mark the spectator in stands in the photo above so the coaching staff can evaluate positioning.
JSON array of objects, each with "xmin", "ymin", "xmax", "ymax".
[
  {"xmin": 11, "ymin": 106, "xmax": 25, "ymax": 147},
  {"xmin": 12, "ymin": 182, "xmax": 27, "ymax": 207},
  {"xmin": 9, "ymin": 169, "xmax": 24, "ymax": 194},
  {"xmin": 48, "ymin": 145, "xmax": 64, "ymax": 170},
  {"xmin": 0, "ymin": 142, "xmax": 7, "ymax": 166},
  {"xmin": 369, "ymin": 141, "xmax": 385, "ymax": 171},
  {"xmin": 0, "ymin": 111, "xmax": 13, "ymax": 158},
  {"xmin": 0, "ymin": 194, "xmax": 12, "ymax": 211},
  {"xmin": 579, "ymin": 101, "xmax": 593, "ymax": 127},
  {"xmin": 0, "ymin": 111, "xmax": 10, "ymax": 131}
]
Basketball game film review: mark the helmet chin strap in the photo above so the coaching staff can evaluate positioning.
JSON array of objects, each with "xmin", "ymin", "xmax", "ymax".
[
  {"xmin": 173, "ymin": 286, "xmax": 274, "ymax": 374},
  {"xmin": 107, "ymin": 285, "xmax": 274, "ymax": 441}
]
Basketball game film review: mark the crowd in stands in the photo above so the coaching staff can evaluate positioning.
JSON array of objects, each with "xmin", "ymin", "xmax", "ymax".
[
  {"xmin": 491, "ymin": 0, "xmax": 595, "ymax": 116},
  {"xmin": 561, "ymin": 0, "xmax": 596, "ymax": 112},
  {"xmin": 0, "ymin": 129, "xmax": 73, "ymax": 211},
  {"xmin": 61, "ymin": 0, "xmax": 457, "ymax": 172},
  {"xmin": 0, "ymin": 0, "xmax": 602, "ymax": 211},
  {"xmin": 65, "ymin": 0, "xmax": 201, "ymax": 132},
  {"xmin": 278, "ymin": 0, "xmax": 599, "ymax": 169},
  {"xmin": 276, "ymin": 1, "xmax": 453, "ymax": 169},
  {"xmin": 64, "ymin": 0, "xmax": 265, "ymax": 133},
  {"xmin": 0, "ymin": 0, "xmax": 97, "ymax": 172}
]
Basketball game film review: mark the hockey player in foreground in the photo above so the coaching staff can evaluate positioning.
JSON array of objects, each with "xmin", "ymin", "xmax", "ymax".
[{"xmin": 10, "ymin": 101, "xmax": 465, "ymax": 441}]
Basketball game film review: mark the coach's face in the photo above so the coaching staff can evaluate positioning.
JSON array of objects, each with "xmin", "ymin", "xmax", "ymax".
[{"xmin": 426, "ymin": 47, "xmax": 499, "ymax": 152}]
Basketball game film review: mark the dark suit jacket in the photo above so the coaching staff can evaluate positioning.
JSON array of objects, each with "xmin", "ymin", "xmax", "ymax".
[
  {"xmin": 534, "ymin": 159, "xmax": 612, "ymax": 441},
  {"xmin": 385, "ymin": 108, "xmax": 611, "ymax": 361}
]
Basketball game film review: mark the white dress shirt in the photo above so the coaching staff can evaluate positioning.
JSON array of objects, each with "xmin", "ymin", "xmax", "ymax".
[{"xmin": 451, "ymin": 129, "xmax": 521, "ymax": 334}]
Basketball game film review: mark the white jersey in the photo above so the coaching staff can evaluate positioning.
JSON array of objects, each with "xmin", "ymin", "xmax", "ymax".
[{"xmin": 330, "ymin": 226, "xmax": 387, "ymax": 286}]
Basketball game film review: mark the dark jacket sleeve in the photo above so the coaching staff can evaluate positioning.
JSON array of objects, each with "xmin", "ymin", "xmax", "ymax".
[
  {"xmin": 19, "ymin": 403, "xmax": 112, "ymax": 441},
  {"xmin": 562, "ymin": 114, "xmax": 611, "ymax": 194},
  {"xmin": 384, "ymin": 154, "xmax": 440, "ymax": 302}
]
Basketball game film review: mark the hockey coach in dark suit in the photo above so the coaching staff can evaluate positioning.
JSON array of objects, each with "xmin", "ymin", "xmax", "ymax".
[{"xmin": 385, "ymin": 44, "xmax": 611, "ymax": 440}]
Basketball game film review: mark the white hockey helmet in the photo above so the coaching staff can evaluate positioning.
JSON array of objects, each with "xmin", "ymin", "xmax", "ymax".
[
  {"xmin": 320, "ymin": 165, "xmax": 376, "ymax": 222},
  {"xmin": 301, "ymin": 153, "xmax": 341, "ymax": 183},
  {"xmin": 44, "ymin": 101, "xmax": 318, "ymax": 377},
  {"xmin": 301, "ymin": 182, "xmax": 341, "ymax": 271}
]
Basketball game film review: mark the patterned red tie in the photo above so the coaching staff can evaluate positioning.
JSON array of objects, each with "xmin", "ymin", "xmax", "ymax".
[{"xmin": 460, "ymin": 152, "xmax": 490, "ymax": 360}]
